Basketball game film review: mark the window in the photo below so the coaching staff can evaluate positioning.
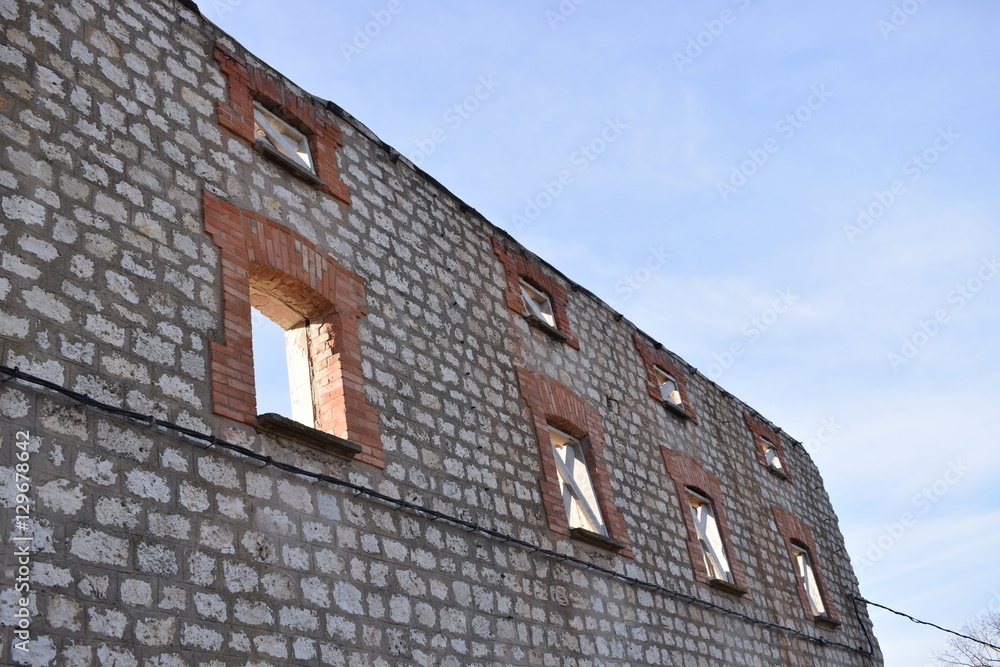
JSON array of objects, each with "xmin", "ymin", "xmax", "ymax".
[
  {"xmin": 791, "ymin": 542, "xmax": 826, "ymax": 617},
  {"xmin": 249, "ymin": 295, "xmax": 314, "ymax": 427},
  {"xmin": 203, "ymin": 192, "xmax": 384, "ymax": 467},
  {"xmin": 661, "ymin": 448, "xmax": 748, "ymax": 594},
  {"xmin": 214, "ymin": 42, "xmax": 351, "ymax": 204},
  {"xmin": 514, "ymin": 367, "xmax": 631, "ymax": 554},
  {"xmin": 549, "ymin": 426, "xmax": 606, "ymax": 536},
  {"xmin": 761, "ymin": 438, "xmax": 784, "ymax": 474},
  {"xmin": 520, "ymin": 280, "xmax": 556, "ymax": 329},
  {"xmin": 686, "ymin": 488, "xmax": 734, "ymax": 584},
  {"xmin": 771, "ymin": 507, "xmax": 840, "ymax": 626},
  {"xmin": 745, "ymin": 415, "xmax": 791, "ymax": 481},
  {"xmin": 493, "ymin": 239, "xmax": 580, "ymax": 349},
  {"xmin": 253, "ymin": 102, "xmax": 315, "ymax": 174},
  {"xmin": 633, "ymin": 335, "xmax": 696, "ymax": 420},
  {"xmin": 654, "ymin": 366, "xmax": 682, "ymax": 406},
  {"xmin": 250, "ymin": 307, "xmax": 296, "ymax": 419}
]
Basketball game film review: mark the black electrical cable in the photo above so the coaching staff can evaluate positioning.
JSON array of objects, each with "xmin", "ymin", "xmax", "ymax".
[
  {"xmin": 850, "ymin": 594, "xmax": 876, "ymax": 658},
  {"xmin": 855, "ymin": 596, "xmax": 1000, "ymax": 653},
  {"xmin": 0, "ymin": 364, "xmax": 871, "ymax": 656}
]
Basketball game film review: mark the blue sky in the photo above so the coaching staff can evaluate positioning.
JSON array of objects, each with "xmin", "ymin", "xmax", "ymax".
[{"xmin": 214, "ymin": 2, "xmax": 1000, "ymax": 664}]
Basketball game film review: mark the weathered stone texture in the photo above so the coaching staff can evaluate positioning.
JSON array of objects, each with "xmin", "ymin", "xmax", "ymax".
[{"xmin": 0, "ymin": 1, "xmax": 880, "ymax": 665}]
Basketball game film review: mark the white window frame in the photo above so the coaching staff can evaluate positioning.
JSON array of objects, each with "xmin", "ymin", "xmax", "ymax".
[
  {"xmin": 686, "ymin": 488, "xmax": 734, "ymax": 584},
  {"xmin": 791, "ymin": 543, "xmax": 826, "ymax": 616},
  {"xmin": 548, "ymin": 426, "xmax": 607, "ymax": 536},
  {"xmin": 253, "ymin": 102, "xmax": 315, "ymax": 174},
  {"xmin": 520, "ymin": 280, "xmax": 557, "ymax": 329},
  {"xmin": 653, "ymin": 366, "xmax": 683, "ymax": 406},
  {"xmin": 761, "ymin": 438, "xmax": 784, "ymax": 473}
]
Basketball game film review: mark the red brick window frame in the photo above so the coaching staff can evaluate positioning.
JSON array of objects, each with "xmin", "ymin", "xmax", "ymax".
[
  {"xmin": 661, "ymin": 448, "xmax": 748, "ymax": 596},
  {"xmin": 515, "ymin": 367, "xmax": 631, "ymax": 556},
  {"xmin": 744, "ymin": 414, "xmax": 791, "ymax": 482},
  {"xmin": 633, "ymin": 335, "xmax": 696, "ymax": 421},
  {"xmin": 203, "ymin": 191, "xmax": 382, "ymax": 468},
  {"xmin": 493, "ymin": 239, "xmax": 580, "ymax": 350},
  {"xmin": 214, "ymin": 42, "xmax": 350, "ymax": 205},
  {"xmin": 771, "ymin": 508, "xmax": 841, "ymax": 628}
]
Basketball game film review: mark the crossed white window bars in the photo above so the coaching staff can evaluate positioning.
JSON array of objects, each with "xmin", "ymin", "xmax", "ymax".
[
  {"xmin": 653, "ymin": 366, "xmax": 683, "ymax": 406},
  {"xmin": 548, "ymin": 426, "xmax": 607, "ymax": 536},
  {"xmin": 520, "ymin": 280, "xmax": 557, "ymax": 329},
  {"xmin": 253, "ymin": 102, "xmax": 315, "ymax": 173},
  {"xmin": 760, "ymin": 436, "xmax": 785, "ymax": 473},
  {"xmin": 686, "ymin": 488, "xmax": 734, "ymax": 583},
  {"xmin": 792, "ymin": 543, "xmax": 827, "ymax": 616},
  {"xmin": 764, "ymin": 442, "xmax": 784, "ymax": 472}
]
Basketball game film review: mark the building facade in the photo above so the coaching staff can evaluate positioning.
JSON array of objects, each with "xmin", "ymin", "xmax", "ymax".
[{"xmin": 0, "ymin": 1, "xmax": 881, "ymax": 665}]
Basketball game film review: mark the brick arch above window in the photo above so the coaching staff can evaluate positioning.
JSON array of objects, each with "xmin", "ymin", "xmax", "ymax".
[
  {"xmin": 202, "ymin": 191, "xmax": 382, "ymax": 467},
  {"xmin": 661, "ymin": 448, "xmax": 748, "ymax": 594},
  {"xmin": 249, "ymin": 262, "xmax": 334, "ymax": 325},
  {"xmin": 514, "ymin": 367, "xmax": 631, "ymax": 556},
  {"xmin": 771, "ymin": 508, "xmax": 840, "ymax": 627},
  {"xmin": 493, "ymin": 239, "xmax": 580, "ymax": 350},
  {"xmin": 214, "ymin": 42, "xmax": 350, "ymax": 205}
]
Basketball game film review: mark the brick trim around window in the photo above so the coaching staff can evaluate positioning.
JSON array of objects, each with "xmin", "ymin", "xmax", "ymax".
[
  {"xmin": 213, "ymin": 42, "xmax": 350, "ymax": 205},
  {"xmin": 493, "ymin": 239, "xmax": 580, "ymax": 350},
  {"xmin": 514, "ymin": 367, "xmax": 631, "ymax": 556},
  {"xmin": 633, "ymin": 334, "xmax": 697, "ymax": 421},
  {"xmin": 661, "ymin": 448, "xmax": 748, "ymax": 594},
  {"xmin": 771, "ymin": 508, "xmax": 841, "ymax": 626},
  {"xmin": 744, "ymin": 414, "xmax": 792, "ymax": 482},
  {"xmin": 202, "ymin": 191, "xmax": 382, "ymax": 468}
]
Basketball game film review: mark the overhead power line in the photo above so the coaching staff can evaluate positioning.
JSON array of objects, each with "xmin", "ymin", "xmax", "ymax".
[
  {"xmin": 10, "ymin": 364, "xmax": 1000, "ymax": 658},
  {"xmin": 0, "ymin": 364, "xmax": 869, "ymax": 656},
  {"xmin": 855, "ymin": 596, "xmax": 1000, "ymax": 653}
]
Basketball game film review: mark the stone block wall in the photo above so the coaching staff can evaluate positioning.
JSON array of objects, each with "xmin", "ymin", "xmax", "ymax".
[{"xmin": 0, "ymin": 0, "xmax": 881, "ymax": 665}]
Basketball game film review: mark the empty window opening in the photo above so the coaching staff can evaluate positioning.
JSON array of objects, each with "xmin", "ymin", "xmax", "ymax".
[
  {"xmin": 654, "ymin": 366, "xmax": 682, "ymax": 406},
  {"xmin": 686, "ymin": 488, "xmax": 734, "ymax": 584},
  {"xmin": 521, "ymin": 280, "xmax": 556, "ymax": 328},
  {"xmin": 250, "ymin": 308, "xmax": 292, "ymax": 417},
  {"xmin": 792, "ymin": 542, "xmax": 826, "ymax": 616},
  {"xmin": 250, "ymin": 299, "xmax": 315, "ymax": 427},
  {"xmin": 548, "ymin": 426, "xmax": 607, "ymax": 536},
  {"xmin": 254, "ymin": 102, "xmax": 314, "ymax": 173}
]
